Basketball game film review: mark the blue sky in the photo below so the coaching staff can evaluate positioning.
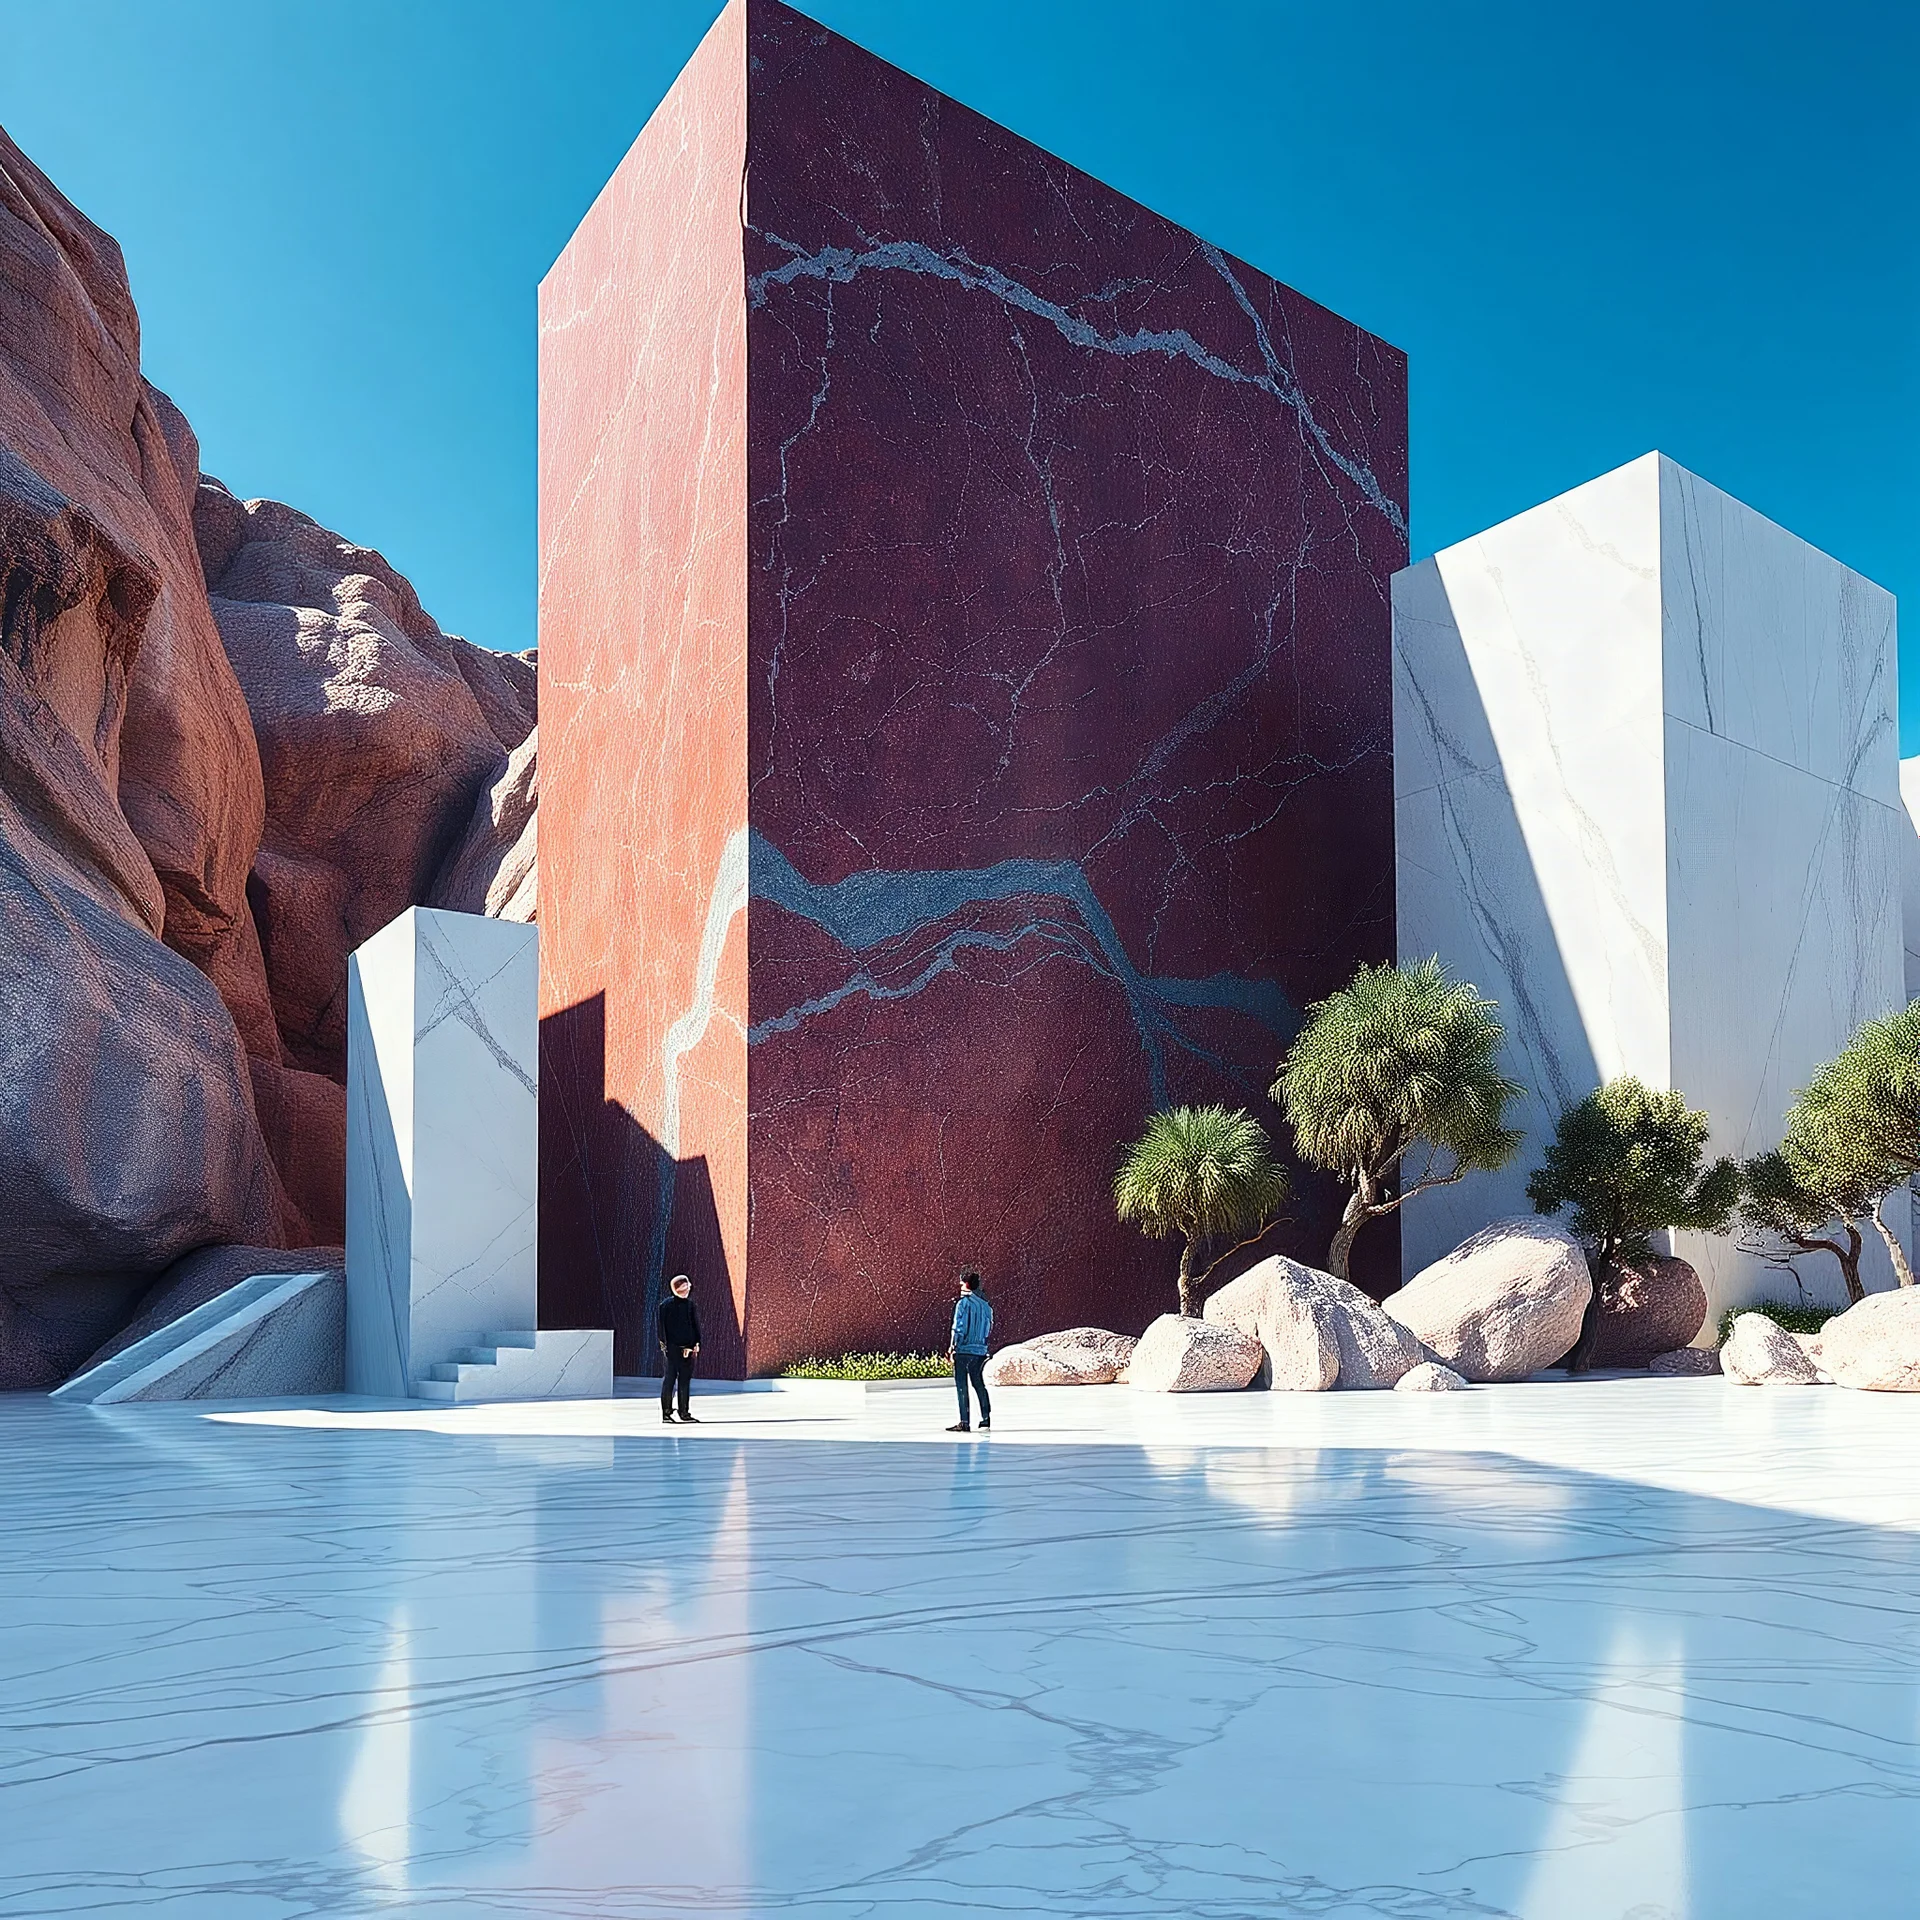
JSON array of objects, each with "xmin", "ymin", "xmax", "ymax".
[{"xmin": 1, "ymin": 1, "xmax": 1912, "ymax": 729}]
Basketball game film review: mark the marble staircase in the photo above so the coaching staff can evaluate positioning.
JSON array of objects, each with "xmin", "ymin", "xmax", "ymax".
[{"xmin": 414, "ymin": 1328, "xmax": 614, "ymax": 1404}]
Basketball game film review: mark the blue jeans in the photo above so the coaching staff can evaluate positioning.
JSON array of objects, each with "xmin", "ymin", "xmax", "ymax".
[{"xmin": 954, "ymin": 1352, "xmax": 991, "ymax": 1426}]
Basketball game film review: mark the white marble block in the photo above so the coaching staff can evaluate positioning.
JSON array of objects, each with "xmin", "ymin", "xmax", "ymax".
[
  {"xmin": 347, "ymin": 908, "xmax": 543, "ymax": 1396},
  {"xmin": 1395, "ymin": 453, "xmax": 1904, "ymax": 1316}
]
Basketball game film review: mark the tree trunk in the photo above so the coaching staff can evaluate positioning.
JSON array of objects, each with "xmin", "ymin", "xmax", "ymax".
[
  {"xmin": 1838, "ymin": 1223, "xmax": 1866, "ymax": 1305},
  {"xmin": 1177, "ymin": 1239, "xmax": 1197, "ymax": 1317},
  {"xmin": 1564, "ymin": 1285, "xmax": 1603, "ymax": 1374},
  {"xmin": 1326, "ymin": 1214, "xmax": 1361, "ymax": 1285},
  {"xmin": 1326, "ymin": 1175, "xmax": 1373, "ymax": 1283},
  {"xmin": 1871, "ymin": 1201, "xmax": 1917, "ymax": 1288},
  {"xmin": 1565, "ymin": 1239, "xmax": 1618, "ymax": 1374}
]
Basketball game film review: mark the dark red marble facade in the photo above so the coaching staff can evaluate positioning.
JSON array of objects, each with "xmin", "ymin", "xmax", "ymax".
[{"xmin": 541, "ymin": 0, "xmax": 1407, "ymax": 1376}]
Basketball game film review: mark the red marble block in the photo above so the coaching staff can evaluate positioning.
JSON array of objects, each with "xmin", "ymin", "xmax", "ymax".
[{"xmin": 539, "ymin": 0, "xmax": 1408, "ymax": 1376}]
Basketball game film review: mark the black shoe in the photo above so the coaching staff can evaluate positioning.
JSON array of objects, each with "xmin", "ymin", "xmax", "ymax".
[
  {"xmin": 946, "ymin": 1422, "xmax": 971, "ymax": 1432},
  {"xmin": 979, "ymin": 1419, "xmax": 991, "ymax": 1429},
  {"xmin": 678, "ymin": 1412, "xmax": 700, "ymax": 1423},
  {"xmin": 662, "ymin": 1412, "xmax": 677, "ymax": 1423}
]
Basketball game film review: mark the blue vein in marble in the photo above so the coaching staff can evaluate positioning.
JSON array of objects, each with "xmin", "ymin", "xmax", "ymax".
[
  {"xmin": 746, "ymin": 831, "xmax": 1295, "ymax": 1106},
  {"xmin": 747, "ymin": 229, "xmax": 1406, "ymax": 539}
]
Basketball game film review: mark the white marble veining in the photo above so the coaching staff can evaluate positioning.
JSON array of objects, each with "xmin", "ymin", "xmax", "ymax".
[
  {"xmin": 1, "ymin": 1379, "xmax": 1916, "ymax": 1916},
  {"xmin": 346, "ymin": 908, "xmax": 543, "ymax": 1396},
  {"xmin": 1396, "ymin": 455, "xmax": 1905, "ymax": 1315}
]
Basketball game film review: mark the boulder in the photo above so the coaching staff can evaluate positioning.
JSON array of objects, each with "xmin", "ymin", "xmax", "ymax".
[
  {"xmin": 1789, "ymin": 1331, "xmax": 1834, "ymax": 1383},
  {"xmin": 1649, "ymin": 1347, "xmax": 1722, "ymax": 1376},
  {"xmin": 0, "ymin": 884, "xmax": 289, "ymax": 1388},
  {"xmin": 1721, "ymin": 1313, "xmax": 1826, "ymax": 1386},
  {"xmin": 1584, "ymin": 1254, "xmax": 1709, "ymax": 1369},
  {"xmin": 1204, "ymin": 1255, "xmax": 1425, "ymax": 1390},
  {"xmin": 1395, "ymin": 1361, "xmax": 1469, "ymax": 1392},
  {"xmin": 1385, "ymin": 1219, "xmax": 1592, "ymax": 1382},
  {"xmin": 984, "ymin": 1327, "xmax": 1135, "ymax": 1387},
  {"xmin": 1126, "ymin": 1314, "xmax": 1263, "ymax": 1394},
  {"xmin": 1814, "ymin": 1289, "xmax": 1920, "ymax": 1392}
]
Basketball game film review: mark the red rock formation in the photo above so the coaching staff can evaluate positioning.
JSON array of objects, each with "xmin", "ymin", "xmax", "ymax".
[
  {"xmin": 0, "ymin": 129, "xmax": 290, "ymax": 1385},
  {"xmin": 194, "ymin": 481, "xmax": 535, "ymax": 1086},
  {"xmin": 430, "ymin": 726, "xmax": 537, "ymax": 921},
  {"xmin": 0, "ymin": 121, "xmax": 537, "ymax": 1384}
]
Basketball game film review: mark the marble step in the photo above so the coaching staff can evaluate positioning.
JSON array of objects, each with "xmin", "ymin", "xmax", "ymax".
[
  {"xmin": 412, "ymin": 1328, "xmax": 614, "ymax": 1404},
  {"xmin": 438, "ymin": 1333, "xmax": 540, "ymax": 1371}
]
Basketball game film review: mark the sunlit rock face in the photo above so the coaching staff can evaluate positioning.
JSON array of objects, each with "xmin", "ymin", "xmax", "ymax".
[
  {"xmin": 0, "ymin": 126, "xmax": 290, "ymax": 1384},
  {"xmin": 537, "ymin": 0, "xmax": 1407, "ymax": 1375},
  {"xmin": 0, "ymin": 121, "xmax": 538, "ymax": 1383}
]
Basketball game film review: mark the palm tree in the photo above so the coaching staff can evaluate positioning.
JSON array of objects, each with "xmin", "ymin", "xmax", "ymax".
[
  {"xmin": 1273, "ymin": 958, "xmax": 1523, "ymax": 1282},
  {"xmin": 1113, "ymin": 1104, "xmax": 1290, "ymax": 1316}
]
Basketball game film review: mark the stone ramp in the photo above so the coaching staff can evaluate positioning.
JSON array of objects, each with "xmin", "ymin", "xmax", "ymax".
[{"xmin": 53, "ymin": 1270, "xmax": 343, "ymax": 1404}]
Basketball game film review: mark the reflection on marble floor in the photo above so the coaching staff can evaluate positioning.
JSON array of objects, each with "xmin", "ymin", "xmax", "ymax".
[{"xmin": 1, "ymin": 1382, "xmax": 1916, "ymax": 1917}]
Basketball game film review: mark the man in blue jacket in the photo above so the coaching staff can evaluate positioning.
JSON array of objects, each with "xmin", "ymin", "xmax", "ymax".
[{"xmin": 947, "ymin": 1268, "xmax": 993, "ymax": 1433}]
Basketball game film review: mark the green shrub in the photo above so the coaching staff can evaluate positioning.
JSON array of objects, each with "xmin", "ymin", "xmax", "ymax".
[
  {"xmin": 778, "ymin": 1352, "xmax": 951, "ymax": 1381},
  {"xmin": 1716, "ymin": 1301, "xmax": 1840, "ymax": 1346}
]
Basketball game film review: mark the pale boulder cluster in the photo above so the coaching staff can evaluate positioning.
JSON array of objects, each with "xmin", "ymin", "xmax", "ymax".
[
  {"xmin": 988, "ymin": 1217, "xmax": 1599, "ymax": 1395},
  {"xmin": 1723, "ymin": 1290, "xmax": 1920, "ymax": 1392},
  {"xmin": 992, "ymin": 1214, "xmax": 1920, "ymax": 1397}
]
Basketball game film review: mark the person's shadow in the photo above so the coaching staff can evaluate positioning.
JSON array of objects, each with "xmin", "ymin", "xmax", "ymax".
[{"xmin": 538, "ymin": 993, "xmax": 744, "ymax": 1378}]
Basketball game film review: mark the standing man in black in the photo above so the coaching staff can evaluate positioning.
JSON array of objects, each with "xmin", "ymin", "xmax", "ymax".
[{"xmin": 658, "ymin": 1272, "xmax": 701, "ymax": 1424}]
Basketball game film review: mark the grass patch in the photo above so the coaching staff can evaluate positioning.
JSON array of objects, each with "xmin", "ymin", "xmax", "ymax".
[
  {"xmin": 1717, "ymin": 1301, "xmax": 1840, "ymax": 1346},
  {"xmin": 778, "ymin": 1352, "xmax": 951, "ymax": 1381}
]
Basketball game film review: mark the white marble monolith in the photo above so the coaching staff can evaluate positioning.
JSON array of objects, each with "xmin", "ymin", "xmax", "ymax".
[
  {"xmin": 346, "ymin": 908, "xmax": 541, "ymax": 1396},
  {"xmin": 1395, "ymin": 452, "xmax": 1905, "ymax": 1318}
]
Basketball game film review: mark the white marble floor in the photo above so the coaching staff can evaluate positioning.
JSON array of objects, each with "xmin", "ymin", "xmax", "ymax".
[{"xmin": 2, "ymin": 1379, "xmax": 1917, "ymax": 1917}]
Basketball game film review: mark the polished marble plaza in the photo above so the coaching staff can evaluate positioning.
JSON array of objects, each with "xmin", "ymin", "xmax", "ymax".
[{"xmin": 3, "ymin": 1378, "xmax": 1917, "ymax": 1916}]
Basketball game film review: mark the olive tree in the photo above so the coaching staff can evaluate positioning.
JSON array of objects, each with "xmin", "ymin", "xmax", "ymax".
[
  {"xmin": 1773, "ymin": 1004, "xmax": 1920, "ymax": 1290},
  {"xmin": 1527, "ymin": 1076, "xmax": 1740, "ymax": 1370},
  {"xmin": 1272, "ymin": 958, "xmax": 1522, "ymax": 1283},
  {"xmin": 1113, "ymin": 1105, "xmax": 1290, "ymax": 1317},
  {"xmin": 1737, "ymin": 1144, "xmax": 1876, "ymax": 1306}
]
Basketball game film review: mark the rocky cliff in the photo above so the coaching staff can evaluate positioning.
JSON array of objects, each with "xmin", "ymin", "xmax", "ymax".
[{"xmin": 0, "ymin": 124, "xmax": 536, "ymax": 1387}]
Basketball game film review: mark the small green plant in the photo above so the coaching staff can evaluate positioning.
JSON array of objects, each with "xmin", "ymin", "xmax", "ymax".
[
  {"xmin": 778, "ymin": 1352, "xmax": 951, "ymax": 1380},
  {"xmin": 1528, "ymin": 1076, "xmax": 1739, "ymax": 1373},
  {"xmin": 1272, "ymin": 958, "xmax": 1522, "ymax": 1281},
  {"xmin": 1716, "ymin": 1302, "xmax": 1839, "ymax": 1346},
  {"xmin": 1114, "ymin": 1104, "xmax": 1290, "ymax": 1315}
]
